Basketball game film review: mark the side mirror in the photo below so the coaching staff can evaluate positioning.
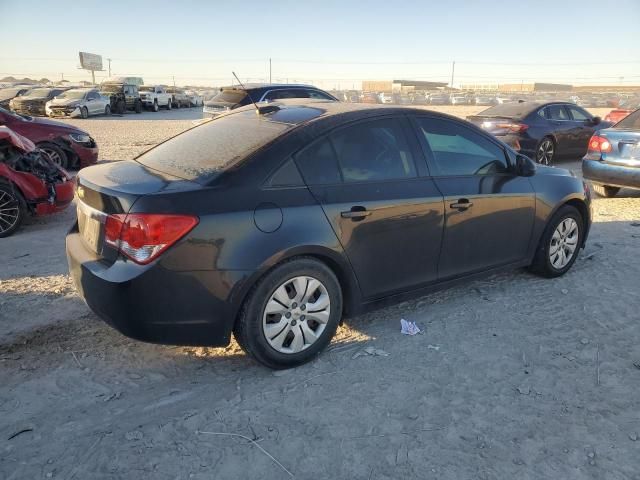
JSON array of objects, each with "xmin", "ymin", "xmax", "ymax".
[
  {"xmin": 516, "ymin": 154, "xmax": 536, "ymax": 176},
  {"xmin": 591, "ymin": 116, "xmax": 601, "ymax": 125}
]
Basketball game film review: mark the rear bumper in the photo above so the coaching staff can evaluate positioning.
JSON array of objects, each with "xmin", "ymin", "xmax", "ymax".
[
  {"xmin": 582, "ymin": 158, "xmax": 640, "ymax": 189},
  {"xmin": 66, "ymin": 231, "xmax": 253, "ymax": 347}
]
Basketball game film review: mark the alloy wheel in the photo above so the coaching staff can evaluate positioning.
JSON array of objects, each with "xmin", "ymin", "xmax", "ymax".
[
  {"xmin": 0, "ymin": 189, "xmax": 20, "ymax": 235},
  {"xmin": 549, "ymin": 218, "xmax": 579, "ymax": 269},
  {"xmin": 42, "ymin": 147, "xmax": 63, "ymax": 167},
  {"xmin": 537, "ymin": 139, "xmax": 554, "ymax": 165},
  {"xmin": 262, "ymin": 275, "xmax": 331, "ymax": 354}
]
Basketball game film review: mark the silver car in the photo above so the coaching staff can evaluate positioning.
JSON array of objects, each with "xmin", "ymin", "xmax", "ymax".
[{"xmin": 46, "ymin": 88, "xmax": 111, "ymax": 118}]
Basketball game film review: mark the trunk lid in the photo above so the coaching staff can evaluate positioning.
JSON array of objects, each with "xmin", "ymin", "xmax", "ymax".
[
  {"xmin": 467, "ymin": 115, "xmax": 521, "ymax": 136},
  {"xmin": 600, "ymin": 128, "xmax": 640, "ymax": 166},
  {"xmin": 75, "ymin": 160, "xmax": 200, "ymax": 261}
]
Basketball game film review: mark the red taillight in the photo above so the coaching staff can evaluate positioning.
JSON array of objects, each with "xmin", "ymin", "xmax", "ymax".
[
  {"xmin": 587, "ymin": 135, "xmax": 612, "ymax": 154},
  {"xmin": 105, "ymin": 213, "xmax": 198, "ymax": 264},
  {"xmin": 495, "ymin": 122, "xmax": 528, "ymax": 133}
]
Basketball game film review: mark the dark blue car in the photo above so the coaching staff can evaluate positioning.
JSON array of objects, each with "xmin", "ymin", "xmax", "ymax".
[
  {"xmin": 583, "ymin": 108, "xmax": 640, "ymax": 197},
  {"xmin": 468, "ymin": 101, "xmax": 611, "ymax": 165}
]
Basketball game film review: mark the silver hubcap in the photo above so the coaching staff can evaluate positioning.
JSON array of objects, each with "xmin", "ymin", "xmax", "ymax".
[
  {"xmin": 0, "ymin": 190, "xmax": 20, "ymax": 233},
  {"xmin": 262, "ymin": 276, "xmax": 331, "ymax": 354},
  {"xmin": 537, "ymin": 140, "xmax": 554, "ymax": 165},
  {"xmin": 549, "ymin": 218, "xmax": 579, "ymax": 269},
  {"xmin": 42, "ymin": 148, "xmax": 62, "ymax": 166}
]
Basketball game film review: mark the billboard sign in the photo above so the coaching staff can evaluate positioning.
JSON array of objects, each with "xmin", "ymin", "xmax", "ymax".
[{"xmin": 79, "ymin": 52, "xmax": 103, "ymax": 71}]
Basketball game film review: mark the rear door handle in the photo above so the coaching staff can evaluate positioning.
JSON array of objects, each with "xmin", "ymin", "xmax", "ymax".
[
  {"xmin": 341, "ymin": 207, "xmax": 371, "ymax": 219},
  {"xmin": 450, "ymin": 199, "xmax": 473, "ymax": 210}
]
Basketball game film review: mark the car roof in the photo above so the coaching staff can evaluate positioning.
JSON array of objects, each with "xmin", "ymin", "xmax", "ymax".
[
  {"xmin": 221, "ymin": 99, "xmax": 461, "ymax": 128},
  {"xmin": 219, "ymin": 83, "xmax": 319, "ymax": 91}
]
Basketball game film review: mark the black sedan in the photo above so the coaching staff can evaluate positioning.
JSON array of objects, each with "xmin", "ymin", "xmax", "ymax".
[
  {"xmin": 468, "ymin": 101, "xmax": 611, "ymax": 165},
  {"xmin": 67, "ymin": 101, "xmax": 592, "ymax": 368},
  {"xmin": 583, "ymin": 108, "xmax": 640, "ymax": 197}
]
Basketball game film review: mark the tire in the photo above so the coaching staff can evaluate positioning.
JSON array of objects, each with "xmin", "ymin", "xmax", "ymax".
[
  {"xmin": 116, "ymin": 100, "xmax": 126, "ymax": 115},
  {"xmin": 529, "ymin": 205, "xmax": 583, "ymax": 278},
  {"xmin": 592, "ymin": 184, "xmax": 620, "ymax": 198},
  {"xmin": 0, "ymin": 182, "xmax": 26, "ymax": 238},
  {"xmin": 80, "ymin": 106, "xmax": 89, "ymax": 119},
  {"xmin": 152, "ymin": 100, "xmax": 159, "ymax": 112},
  {"xmin": 535, "ymin": 137, "xmax": 556, "ymax": 165},
  {"xmin": 234, "ymin": 257, "xmax": 343, "ymax": 369},
  {"xmin": 104, "ymin": 105, "xmax": 111, "ymax": 116},
  {"xmin": 38, "ymin": 143, "xmax": 68, "ymax": 169},
  {"xmin": 166, "ymin": 100, "xmax": 172, "ymax": 110},
  {"xmin": 134, "ymin": 100, "xmax": 142, "ymax": 114}
]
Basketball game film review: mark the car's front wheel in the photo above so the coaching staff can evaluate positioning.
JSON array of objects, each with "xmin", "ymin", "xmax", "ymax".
[
  {"xmin": 104, "ymin": 105, "xmax": 111, "ymax": 116},
  {"xmin": 536, "ymin": 137, "xmax": 556, "ymax": 165},
  {"xmin": 80, "ymin": 106, "xmax": 89, "ymax": 119},
  {"xmin": 592, "ymin": 184, "xmax": 620, "ymax": 198},
  {"xmin": 235, "ymin": 258, "xmax": 343, "ymax": 369},
  {"xmin": 38, "ymin": 143, "xmax": 68, "ymax": 169},
  {"xmin": 530, "ymin": 205, "xmax": 583, "ymax": 278},
  {"xmin": 152, "ymin": 100, "xmax": 159, "ymax": 112}
]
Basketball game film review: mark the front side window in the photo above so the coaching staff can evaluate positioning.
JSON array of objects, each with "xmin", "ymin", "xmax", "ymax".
[
  {"xmin": 567, "ymin": 106, "xmax": 590, "ymax": 121},
  {"xmin": 308, "ymin": 90, "xmax": 334, "ymax": 100},
  {"xmin": 417, "ymin": 117, "xmax": 508, "ymax": 176}
]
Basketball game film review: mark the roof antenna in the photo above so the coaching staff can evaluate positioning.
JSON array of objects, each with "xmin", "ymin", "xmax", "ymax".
[{"xmin": 232, "ymin": 71, "xmax": 280, "ymax": 116}]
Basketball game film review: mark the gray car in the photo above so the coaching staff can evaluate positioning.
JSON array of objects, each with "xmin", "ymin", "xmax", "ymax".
[{"xmin": 46, "ymin": 88, "xmax": 111, "ymax": 118}]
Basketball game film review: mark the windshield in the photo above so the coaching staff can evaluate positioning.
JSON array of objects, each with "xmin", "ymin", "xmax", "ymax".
[
  {"xmin": 207, "ymin": 89, "xmax": 247, "ymax": 105},
  {"xmin": 100, "ymin": 84, "xmax": 122, "ymax": 93},
  {"xmin": 139, "ymin": 86, "xmax": 154, "ymax": 92},
  {"xmin": 136, "ymin": 110, "xmax": 290, "ymax": 183},
  {"xmin": 166, "ymin": 87, "xmax": 179, "ymax": 93},
  {"xmin": 24, "ymin": 88, "xmax": 53, "ymax": 98},
  {"xmin": 614, "ymin": 109, "xmax": 640, "ymax": 129},
  {"xmin": 56, "ymin": 90, "xmax": 87, "ymax": 100},
  {"xmin": 0, "ymin": 88, "xmax": 26, "ymax": 101}
]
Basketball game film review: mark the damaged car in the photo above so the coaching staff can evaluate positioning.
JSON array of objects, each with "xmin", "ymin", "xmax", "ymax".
[
  {"xmin": 0, "ymin": 107, "xmax": 98, "ymax": 169},
  {"xmin": 0, "ymin": 86, "xmax": 32, "ymax": 109},
  {"xmin": 0, "ymin": 126, "xmax": 74, "ymax": 237},
  {"xmin": 45, "ymin": 88, "xmax": 111, "ymax": 118},
  {"xmin": 9, "ymin": 87, "xmax": 68, "ymax": 116}
]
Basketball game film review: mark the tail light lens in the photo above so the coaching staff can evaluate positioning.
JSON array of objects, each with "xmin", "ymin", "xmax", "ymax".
[
  {"xmin": 495, "ymin": 122, "xmax": 529, "ymax": 133},
  {"xmin": 587, "ymin": 135, "xmax": 612, "ymax": 154},
  {"xmin": 105, "ymin": 213, "xmax": 198, "ymax": 264}
]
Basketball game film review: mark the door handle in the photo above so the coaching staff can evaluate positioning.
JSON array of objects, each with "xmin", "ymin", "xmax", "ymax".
[
  {"xmin": 450, "ymin": 199, "xmax": 473, "ymax": 210},
  {"xmin": 341, "ymin": 207, "xmax": 371, "ymax": 219}
]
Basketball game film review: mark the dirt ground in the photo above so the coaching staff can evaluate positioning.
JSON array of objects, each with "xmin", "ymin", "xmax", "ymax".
[{"xmin": 1, "ymin": 106, "xmax": 640, "ymax": 480}]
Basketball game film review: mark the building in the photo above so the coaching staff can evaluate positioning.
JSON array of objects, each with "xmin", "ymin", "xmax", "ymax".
[{"xmin": 362, "ymin": 80, "xmax": 448, "ymax": 93}]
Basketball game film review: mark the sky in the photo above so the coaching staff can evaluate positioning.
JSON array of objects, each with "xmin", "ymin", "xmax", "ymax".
[{"xmin": 1, "ymin": 0, "xmax": 639, "ymax": 89}]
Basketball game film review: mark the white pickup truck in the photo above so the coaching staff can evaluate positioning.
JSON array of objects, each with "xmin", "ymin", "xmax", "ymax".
[{"xmin": 138, "ymin": 85, "xmax": 172, "ymax": 112}]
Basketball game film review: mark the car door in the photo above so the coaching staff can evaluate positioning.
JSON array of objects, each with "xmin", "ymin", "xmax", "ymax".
[
  {"xmin": 566, "ymin": 104, "xmax": 597, "ymax": 156},
  {"xmin": 412, "ymin": 115, "xmax": 536, "ymax": 279},
  {"xmin": 294, "ymin": 116, "xmax": 445, "ymax": 299},
  {"xmin": 86, "ymin": 91, "xmax": 98, "ymax": 114},
  {"xmin": 543, "ymin": 104, "xmax": 573, "ymax": 155}
]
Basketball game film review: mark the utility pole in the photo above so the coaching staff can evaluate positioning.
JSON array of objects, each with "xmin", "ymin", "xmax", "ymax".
[
  {"xmin": 269, "ymin": 58, "xmax": 272, "ymax": 83},
  {"xmin": 60, "ymin": 73, "xmax": 64, "ymax": 82},
  {"xmin": 173, "ymin": 75, "xmax": 176, "ymax": 88},
  {"xmin": 107, "ymin": 58, "xmax": 112, "ymax": 77},
  {"xmin": 450, "ymin": 61, "xmax": 455, "ymax": 89}
]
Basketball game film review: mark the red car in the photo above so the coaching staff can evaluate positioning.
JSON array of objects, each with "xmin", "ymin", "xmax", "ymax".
[
  {"xmin": 0, "ymin": 126, "xmax": 74, "ymax": 237},
  {"xmin": 0, "ymin": 107, "xmax": 98, "ymax": 169},
  {"xmin": 604, "ymin": 108, "xmax": 633, "ymax": 124}
]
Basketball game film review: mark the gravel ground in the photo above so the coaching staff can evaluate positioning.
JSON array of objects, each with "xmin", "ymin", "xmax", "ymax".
[{"xmin": 1, "ymin": 106, "xmax": 640, "ymax": 480}]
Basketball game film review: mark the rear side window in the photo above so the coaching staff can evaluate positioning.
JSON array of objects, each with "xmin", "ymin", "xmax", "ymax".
[
  {"xmin": 417, "ymin": 117, "xmax": 508, "ymax": 176},
  {"xmin": 308, "ymin": 90, "xmax": 335, "ymax": 100},
  {"xmin": 295, "ymin": 138, "xmax": 341, "ymax": 185},
  {"xmin": 265, "ymin": 89, "xmax": 310, "ymax": 101},
  {"xmin": 137, "ymin": 111, "xmax": 290, "ymax": 183},
  {"xmin": 295, "ymin": 118, "xmax": 417, "ymax": 184},
  {"xmin": 330, "ymin": 118, "xmax": 416, "ymax": 182},
  {"xmin": 545, "ymin": 105, "xmax": 570, "ymax": 120}
]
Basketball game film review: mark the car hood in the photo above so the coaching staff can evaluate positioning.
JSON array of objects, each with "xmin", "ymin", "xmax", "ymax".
[
  {"xmin": 48, "ymin": 98, "xmax": 83, "ymax": 107},
  {"xmin": 12, "ymin": 96, "xmax": 49, "ymax": 103},
  {"xmin": 25, "ymin": 115, "xmax": 90, "ymax": 135}
]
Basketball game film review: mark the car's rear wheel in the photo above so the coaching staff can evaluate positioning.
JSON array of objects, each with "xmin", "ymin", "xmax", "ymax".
[
  {"xmin": 167, "ymin": 100, "xmax": 172, "ymax": 110},
  {"xmin": 116, "ymin": 100, "xmax": 126, "ymax": 114},
  {"xmin": 38, "ymin": 143, "xmax": 68, "ymax": 169},
  {"xmin": 104, "ymin": 105, "xmax": 111, "ymax": 116},
  {"xmin": 536, "ymin": 137, "xmax": 556, "ymax": 165},
  {"xmin": 592, "ymin": 184, "xmax": 620, "ymax": 198},
  {"xmin": 0, "ymin": 182, "xmax": 26, "ymax": 238},
  {"xmin": 152, "ymin": 100, "xmax": 159, "ymax": 112},
  {"xmin": 234, "ymin": 258, "xmax": 342, "ymax": 369},
  {"xmin": 80, "ymin": 106, "xmax": 89, "ymax": 119},
  {"xmin": 530, "ymin": 205, "xmax": 583, "ymax": 278}
]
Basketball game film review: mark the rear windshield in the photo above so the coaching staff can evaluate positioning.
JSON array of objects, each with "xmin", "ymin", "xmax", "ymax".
[
  {"xmin": 136, "ymin": 110, "xmax": 290, "ymax": 183},
  {"xmin": 477, "ymin": 102, "xmax": 536, "ymax": 118},
  {"xmin": 614, "ymin": 109, "xmax": 640, "ymax": 129},
  {"xmin": 209, "ymin": 89, "xmax": 247, "ymax": 105}
]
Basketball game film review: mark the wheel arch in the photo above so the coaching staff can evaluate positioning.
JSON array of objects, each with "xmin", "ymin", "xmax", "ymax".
[
  {"xmin": 542, "ymin": 195, "xmax": 590, "ymax": 250},
  {"xmin": 229, "ymin": 245, "xmax": 361, "ymax": 330}
]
